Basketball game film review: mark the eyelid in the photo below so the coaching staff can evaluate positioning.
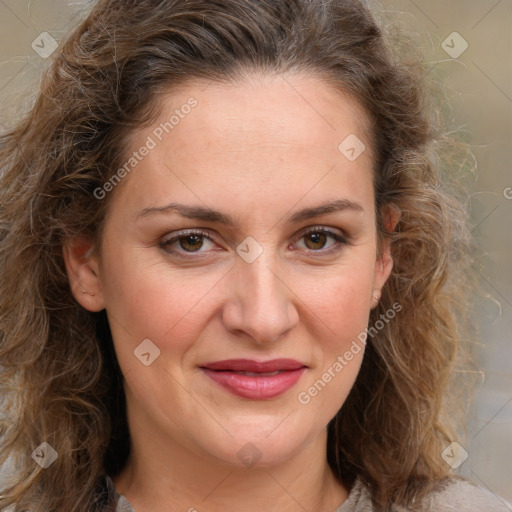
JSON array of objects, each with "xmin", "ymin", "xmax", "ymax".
[
  {"xmin": 291, "ymin": 224, "xmax": 348, "ymax": 242},
  {"xmin": 160, "ymin": 228, "xmax": 213, "ymax": 244}
]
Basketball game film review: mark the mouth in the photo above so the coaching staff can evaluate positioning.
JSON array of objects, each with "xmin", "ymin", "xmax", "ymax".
[{"xmin": 199, "ymin": 359, "xmax": 308, "ymax": 400}]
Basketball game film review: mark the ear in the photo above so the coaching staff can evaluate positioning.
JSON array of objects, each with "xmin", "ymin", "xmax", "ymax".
[
  {"xmin": 63, "ymin": 237, "xmax": 105, "ymax": 312},
  {"xmin": 371, "ymin": 203, "xmax": 400, "ymax": 310}
]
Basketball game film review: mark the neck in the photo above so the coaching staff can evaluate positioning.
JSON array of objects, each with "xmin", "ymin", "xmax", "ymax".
[{"xmin": 112, "ymin": 420, "xmax": 348, "ymax": 512}]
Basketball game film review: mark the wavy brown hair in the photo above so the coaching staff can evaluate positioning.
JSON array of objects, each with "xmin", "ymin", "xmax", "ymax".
[{"xmin": 0, "ymin": 0, "xmax": 478, "ymax": 511}]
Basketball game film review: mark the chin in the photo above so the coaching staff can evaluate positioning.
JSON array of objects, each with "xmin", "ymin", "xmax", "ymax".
[{"xmin": 196, "ymin": 424, "xmax": 315, "ymax": 470}]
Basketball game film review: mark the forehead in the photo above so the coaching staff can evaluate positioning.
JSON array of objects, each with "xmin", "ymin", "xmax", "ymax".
[
  {"xmin": 140, "ymin": 72, "xmax": 373, "ymax": 157},
  {"xmin": 116, "ymin": 72, "xmax": 375, "ymax": 219}
]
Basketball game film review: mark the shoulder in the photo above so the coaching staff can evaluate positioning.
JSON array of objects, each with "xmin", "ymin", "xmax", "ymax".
[
  {"xmin": 424, "ymin": 477, "xmax": 511, "ymax": 512},
  {"xmin": 104, "ymin": 475, "xmax": 136, "ymax": 512},
  {"xmin": 338, "ymin": 476, "xmax": 511, "ymax": 512}
]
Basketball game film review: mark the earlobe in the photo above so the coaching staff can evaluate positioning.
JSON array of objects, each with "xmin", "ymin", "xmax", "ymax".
[
  {"xmin": 63, "ymin": 237, "xmax": 105, "ymax": 312},
  {"xmin": 371, "ymin": 203, "xmax": 400, "ymax": 309},
  {"xmin": 371, "ymin": 250, "xmax": 391, "ymax": 309}
]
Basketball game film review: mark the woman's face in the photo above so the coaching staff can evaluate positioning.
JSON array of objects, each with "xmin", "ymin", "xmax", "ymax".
[{"xmin": 69, "ymin": 73, "xmax": 395, "ymax": 468}]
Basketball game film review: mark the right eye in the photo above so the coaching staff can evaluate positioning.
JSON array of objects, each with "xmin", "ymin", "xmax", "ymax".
[{"xmin": 159, "ymin": 229, "xmax": 218, "ymax": 257}]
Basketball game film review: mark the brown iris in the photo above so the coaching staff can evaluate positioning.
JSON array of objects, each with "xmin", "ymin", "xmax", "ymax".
[
  {"xmin": 303, "ymin": 231, "xmax": 328, "ymax": 250},
  {"xmin": 179, "ymin": 234, "xmax": 204, "ymax": 252}
]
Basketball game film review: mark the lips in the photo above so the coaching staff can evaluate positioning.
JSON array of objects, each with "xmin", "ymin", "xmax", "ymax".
[
  {"xmin": 200, "ymin": 358, "xmax": 307, "ymax": 400},
  {"xmin": 202, "ymin": 358, "xmax": 306, "ymax": 372}
]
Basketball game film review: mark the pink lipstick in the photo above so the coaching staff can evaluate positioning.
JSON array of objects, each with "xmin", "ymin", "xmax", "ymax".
[{"xmin": 200, "ymin": 358, "xmax": 307, "ymax": 399}]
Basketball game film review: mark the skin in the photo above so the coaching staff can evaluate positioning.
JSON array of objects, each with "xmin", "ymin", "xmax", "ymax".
[{"xmin": 64, "ymin": 72, "xmax": 399, "ymax": 512}]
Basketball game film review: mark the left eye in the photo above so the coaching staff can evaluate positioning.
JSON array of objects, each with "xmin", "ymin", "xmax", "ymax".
[
  {"xmin": 159, "ymin": 227, "xmax": 347, "ymax": 257},
  {"xmin": 294, "ymin": 228, "xmax": 346, "ymax": 252}
]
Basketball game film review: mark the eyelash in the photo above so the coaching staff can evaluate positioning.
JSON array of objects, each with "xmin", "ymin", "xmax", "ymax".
[{"xmin": 158, "ymin": 226, "xmax": 348, "ymax": 259}]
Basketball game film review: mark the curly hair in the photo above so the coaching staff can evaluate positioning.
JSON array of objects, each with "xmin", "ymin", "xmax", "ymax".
[{"xmin": 0, "ymin": 0, "xmax": 478, "ymax": 510}]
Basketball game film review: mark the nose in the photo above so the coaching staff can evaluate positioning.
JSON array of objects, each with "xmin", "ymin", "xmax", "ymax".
[{"xmin": 221, "ymin": 249, "xmax": 299, "ymax": 344}]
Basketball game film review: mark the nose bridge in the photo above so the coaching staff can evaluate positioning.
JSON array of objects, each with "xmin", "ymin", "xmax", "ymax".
[{"xmin": 224, "ymin": 245, "xmax": 298, "ymax": 343}]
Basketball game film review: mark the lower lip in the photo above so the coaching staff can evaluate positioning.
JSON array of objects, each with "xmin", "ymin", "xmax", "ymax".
[{"xmin": 201, "ymin": 368, "xmax": 307, "ymax": 399}]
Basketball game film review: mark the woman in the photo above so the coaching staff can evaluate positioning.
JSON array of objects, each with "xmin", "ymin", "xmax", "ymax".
[{"xmin": 0, "ymin": 0, "xmax": 508, "ymax": 511}]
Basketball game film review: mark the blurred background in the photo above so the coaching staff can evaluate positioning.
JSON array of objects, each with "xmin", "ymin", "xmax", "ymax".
[{"xmin": 0, "ymin": 0, "xmax": 510, "ymax": 506}]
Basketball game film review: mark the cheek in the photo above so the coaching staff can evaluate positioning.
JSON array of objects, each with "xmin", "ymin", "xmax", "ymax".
[
  {"xmin": 294, "ymin": 269, "xmax": 371, "ymax": 419},
  {"xmin": 296, "ymin": 261, "xmax": 374, "ymax": 340},
  {"xmin": 99, "ymin": 246, "xmax": 225, "ymax": 371}
]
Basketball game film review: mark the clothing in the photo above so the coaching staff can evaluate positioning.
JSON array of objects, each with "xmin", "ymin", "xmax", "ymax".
[
  {"xmin": 337, "ymin": 476, "xmax": 511, "ymax": 511},
  {"xmin": 105, "ymin": 474, "xmax": 511, "ymax": 511}
]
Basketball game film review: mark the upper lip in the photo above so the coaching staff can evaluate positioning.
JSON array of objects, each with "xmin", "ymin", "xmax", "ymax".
[{"xmin": 200, "ymin": 358, "xmax": 307, "ymax": 372}]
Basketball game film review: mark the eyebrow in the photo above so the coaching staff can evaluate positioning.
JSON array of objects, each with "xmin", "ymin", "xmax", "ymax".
[{"xmin": 137, "ymin": 199, "xmax": 364, "ymax": 225}]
